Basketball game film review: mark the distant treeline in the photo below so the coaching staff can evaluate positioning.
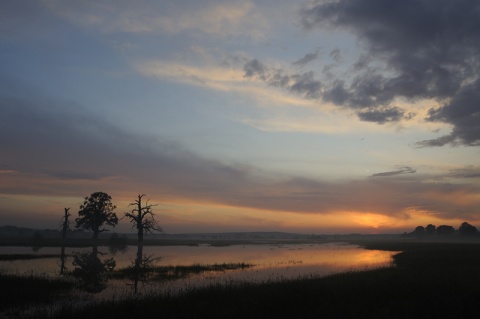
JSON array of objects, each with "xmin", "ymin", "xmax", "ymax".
[
  {"xmin": 0, "ymin": 225, "xmax": 104, "ymax": 239},
  {"xmin": 0, "ymin": 225, "xmax": 320, "ymax": 243},
  {"xmin": 404, "ymin": 222, "xmax": 479, "ymax": 238}
]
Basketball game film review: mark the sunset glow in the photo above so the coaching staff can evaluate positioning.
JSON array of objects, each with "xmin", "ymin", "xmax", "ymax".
[{"xmin": 1, "ymin": 0, "xmax": 479, "ymax": 234}]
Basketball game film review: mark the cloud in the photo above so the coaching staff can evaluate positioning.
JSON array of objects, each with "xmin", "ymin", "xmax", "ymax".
[
  {"xmin": 0, "ymin": 170, "xmax": 18, "ymax": 175},
  {"xmin": 421, "ymin": 81, "xmax": 480, "ymax": 146},
  {"xmin": 2, "ymin": 78, "xmax": 478, "ymax": 224},
  {"xmin": 371, "ymin": 166, "xmax": 416, "ymax": 177},
  {"xmin": 447, "ymin": 167, "xmax": 480, "ymax": 179},
  {"xmin": 243, "ymin": 59, "xmax": 322, "ymax": 99},
  {"xmin": 292, "ymin": 49, "xmax": 321, "ymax": 66},
  {"xmin": 42, "ymin": 0, "xmax": 267, "ymax": 40},
  {"xmin": 49, "ymin": 171, "xmax": 110, "ymax": 181},
  {"xmin": 136, "ymin": 60, "xmax": 318, "ymax": 108},
  {"xmin": 300, "ymin": 0, "xmax": 480, "ymax": 146},
  {"xmin": 244, "ymin": 59, "xmax": 267, "ymax": 78},
  {"xmin": 357, "ymin": 107, "xmax": 413, "ymax": 124}
]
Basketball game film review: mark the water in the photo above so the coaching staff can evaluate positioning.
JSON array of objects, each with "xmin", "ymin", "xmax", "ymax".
[{"xmin": 0, "ymin": 243, "xmax": 396, "ymax": 297}]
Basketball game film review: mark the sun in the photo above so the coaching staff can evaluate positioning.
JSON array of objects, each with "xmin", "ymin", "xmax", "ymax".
[{"xmin": 352, "ymin": 212, "xmax": 396, "ymax": 229}]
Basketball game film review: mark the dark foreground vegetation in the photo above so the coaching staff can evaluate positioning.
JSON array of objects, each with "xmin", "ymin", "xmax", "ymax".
[
  {"xmin": 0, "ymin": 274, "xmax": 73, "ymax": 312},
  {"xmin": 2, "ymin": 240, "xmax": 480, "ymax": 319}
]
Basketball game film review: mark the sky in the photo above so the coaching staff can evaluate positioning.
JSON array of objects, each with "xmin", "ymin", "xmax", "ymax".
[{"xmin": 1, "ymin": 0, "xmax": 479, "ymax": 234}]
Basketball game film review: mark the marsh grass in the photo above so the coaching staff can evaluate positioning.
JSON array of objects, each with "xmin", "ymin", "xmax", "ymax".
[
  {"xmin": 5, "ymin": 241, "xmax": 480, "ymax": 318},
  {"xmin": 0, "ymin": 273, "xmax": 74, "ymax": 319},
  {"xmin": 112, "ymin": 262, "xmax": 254, "ymax": 281}
]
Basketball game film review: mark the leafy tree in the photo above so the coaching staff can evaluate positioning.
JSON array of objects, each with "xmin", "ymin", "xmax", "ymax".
[
  {"xmin": 436, "ymin": 225, "xmax": 455, "ymax": 236},
  {"xmin": 412, "ymin": 225, "xmax": 426, "ymax": 238},
  {"xmin": 124, "ymin": 194, "xmax": 162, "ymax": 243},
  {"xmin": 76, "ymin": 192, "xmax": 118, "ymax": 240},
  {"xmin": 458, "ymin": 222, "xmax": 478, "ymax": 237},
  {"xmin": 425, "ymin": 224, "xmax": 436, "ymax": 236}
]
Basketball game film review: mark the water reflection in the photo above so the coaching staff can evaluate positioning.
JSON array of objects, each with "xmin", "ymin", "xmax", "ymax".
[
  {"xmin": 1, "ymin": 243, "xmax": 396, "ymax": 296},
  {"xmin": 125, "ymin": 244, "xmax": 161, "ymax": 294},
  {"xmin": 59, "ymin": 245, "xmax": 67, "ymax": 275},
  {"xmin": 31, "ymin": 232, "xmax": 43, "ymax": 253},
  {"xmin": 107, "ymin": 233, "xmax": 128, "ymax": 255},
  {"xmin": 67, "ymin": 242, "xmax": 160, "ymax": 294},
  {"xmin": 71, "ymin": 245, "xmax": 116, "ymax": 293}
]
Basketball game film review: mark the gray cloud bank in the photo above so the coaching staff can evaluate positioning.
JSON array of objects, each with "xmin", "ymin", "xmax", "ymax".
[
  {"xmin": 299, "ymin": 0, "xmax": 480, "ymax": 146},
  {"xmin": 1, "ymin": 77, "xmax": 479, "ymax": 223},
  {"xmin": 240, "ymin": 0, "xmax": 480, "ymax": 145}
]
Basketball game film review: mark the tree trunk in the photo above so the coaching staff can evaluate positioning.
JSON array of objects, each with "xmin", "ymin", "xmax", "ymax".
[{"xmin": 137, "ymin": 195, "xmax": 144, "ymax": 243}]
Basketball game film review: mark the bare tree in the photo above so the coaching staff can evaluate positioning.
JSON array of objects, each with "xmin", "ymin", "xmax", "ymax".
[
  {"xmin": 59, "ymin": 208, "xmax": 71, "ymax": 275},
  {"xmin": 124, "ymin": 194, "xmax": 162, "ymax": 243},
  {"xmin": 123, "ymin": 194, "xmax": 162, "ymax": 293},
  {"xmin": 60, "ymin": 208, "xmax": 71, "ymax": 240}
]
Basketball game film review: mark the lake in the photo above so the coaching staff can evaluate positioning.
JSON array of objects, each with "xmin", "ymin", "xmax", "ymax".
[{"xmin": 0, "ymin": 243, "xmax": 396, "ymax": 297}]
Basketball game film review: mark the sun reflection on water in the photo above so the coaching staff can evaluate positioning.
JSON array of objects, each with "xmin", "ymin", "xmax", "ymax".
[{"xmin": 0, "ymin": 243, "xmax": 397, "ymax": 298}]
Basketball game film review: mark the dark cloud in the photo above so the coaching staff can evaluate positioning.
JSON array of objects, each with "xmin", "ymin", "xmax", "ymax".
[
  {"xmin": 358, "ymin": 107, "xmax": 412, "ymax": 124},
  {"xmin": 244, "ymin": 59, "xmax": 322, "ymax": 99},
  {"xmin": 447, "ymin": 167, "xmax": 480, "ymax": 179},
  {"xmin": 292, "ymin": 49, "xmax": 320, "ymax": 66},
  {"xmin": 290, "ymin": 71, "xmax": 322, "ymax": 98},
  {"xmin": 300, "ymin": 0, "xmax": 480, "ymax": 146},
  {"xmin": 371, "ymin": 166, "xmax": 416, "ymax": 177},
  {"xmin": 415, "ymin": 134, "xmax": 456, "ymax": 148},
  {"xmin": 421, "ymin": 80, "xmax": 480, "ymax": 146},
  {"xmin": 329, "ymin": 49, "xmax": 341, "ymax": 63},
  {"xmin": 243, "ymin": 59, "xmax": 266, "ymax": 78}
]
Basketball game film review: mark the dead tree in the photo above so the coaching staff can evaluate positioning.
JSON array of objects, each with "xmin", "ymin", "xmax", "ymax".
[
  {"xmin": 59, "ymin": 208, "xmax": 70, "ymax": 275},
  {"xmin": 61, "ymin": 208, "xmax": 71, "ymax": 240},
  {"xmin": 124, "ymin": 194, "xmax": 162, "ymax": 243},
  {"xmin": 123, "ymin": 195, "xmax": 162, "ymax": 293}
]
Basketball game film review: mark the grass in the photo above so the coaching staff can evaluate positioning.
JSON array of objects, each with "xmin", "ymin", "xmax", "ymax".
[
  {"xmin": 113, "ymin": 262, "xmax": 254, "ymax": 281},
  {"xmin": 4, "ymin": 240, "xmax": 480, "ymax": 318},
  {"xmin": 0, "ymin": 273, "xmax": 74, "ymax": 318}
]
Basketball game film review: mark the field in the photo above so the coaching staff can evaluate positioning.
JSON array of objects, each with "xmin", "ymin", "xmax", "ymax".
[{"xmin": 2, "ymin": 239, "xmax": 480, "ymax": 318}]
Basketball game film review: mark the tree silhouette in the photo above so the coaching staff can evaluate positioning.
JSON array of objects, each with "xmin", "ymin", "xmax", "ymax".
[
  {"xmin": 72, "ymin": 245, "xmax": 116, "ymax": 293},
  {"xmin": 59, "ymin": 207, "xmax": 70, "ymax": 275},
  {"xmin": 413, "ymin": 225, "xmax": 426, "ymax": 238},
  {"xmin": 123, "ymin": 194, "xmax": 162, "ymax": 293},
  {"xmin": 76, "ymin": 192, "xmax": 118, "ymax": 240},
  {"xmin": 437, "ymin": 225, "xmax": 455, "ymax": 236},
  {"xmin": 60, "ymin": 207, "xmax": 71, "ymax": 240},
  {"xmin": 124, "ymin": 194, "xmax": 162, "ymax": 243},
  {"xmin": 425, "ymin": 224, "xmax": 436, "ymax": 236},
  {"xmin": 458, "ymin": 222, "xmax": 478, "ymax": 237}
]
